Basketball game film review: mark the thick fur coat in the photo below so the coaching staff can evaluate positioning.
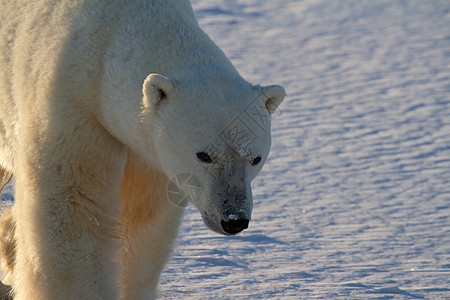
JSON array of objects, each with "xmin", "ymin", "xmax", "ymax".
[{"xmin": 0, "ymin": 0, "xmax": 285, "ymax": 299}]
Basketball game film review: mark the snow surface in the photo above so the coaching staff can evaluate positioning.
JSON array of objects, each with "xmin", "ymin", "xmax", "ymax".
[{"xmin": 2, "ymin": 0, "xmax": 449, "ymax": 299}]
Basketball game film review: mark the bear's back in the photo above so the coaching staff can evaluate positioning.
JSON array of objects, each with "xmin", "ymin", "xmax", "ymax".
[{"xmin": 0, "ymin": 0, "xmax": 238, "ymax": 171}]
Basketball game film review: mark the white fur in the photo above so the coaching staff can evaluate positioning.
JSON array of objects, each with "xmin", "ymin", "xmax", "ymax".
[{"xmin": 0, "ymin": 0, "xmax": 285, "ymax": 299}]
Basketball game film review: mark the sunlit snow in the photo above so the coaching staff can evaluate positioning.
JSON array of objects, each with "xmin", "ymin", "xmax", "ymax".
[{"xmin": 1, "ymin": 0, "xmax": 449, "ymax": 299}]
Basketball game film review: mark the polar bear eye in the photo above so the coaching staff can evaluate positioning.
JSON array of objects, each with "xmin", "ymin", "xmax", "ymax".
[
  {"xmin": 251, "ymin": 156, "xmax": 262, "ymax": 166},
  {"xmin": 196, "ymin": 152, "xmax": 212, "ymax": 164}
]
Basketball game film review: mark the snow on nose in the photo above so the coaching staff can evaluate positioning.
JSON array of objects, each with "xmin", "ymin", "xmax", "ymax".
[
  {"xmin": 221, "ymin": 212, "xmax": 250, "ymax": 235},
  {"xmin": 221, "ymin": 218, "xmax": 249, "ymax": 235}
]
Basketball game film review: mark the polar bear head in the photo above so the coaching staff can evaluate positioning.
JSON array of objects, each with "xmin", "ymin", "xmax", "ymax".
[{"xmin": 138, "ymin": 68, "xmax": 285, "ymax": 235}]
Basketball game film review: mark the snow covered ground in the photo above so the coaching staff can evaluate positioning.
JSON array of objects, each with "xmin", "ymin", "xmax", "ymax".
[
  {"xmin": 158, "ymin": 1, "xmax": 450, "ymax": 299},
  {"xmin": 2, "ymin": 0, "xmax": 449, "ymax": 299}
]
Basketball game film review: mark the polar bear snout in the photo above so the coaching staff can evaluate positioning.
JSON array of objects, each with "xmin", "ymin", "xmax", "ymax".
[
  {"xmin": 221, "ymin": 218, "xmax": 249, "ymax": 235},
  {"xmin": 220, "ymin": 209, "xmax": 250, "ymax": 235}
]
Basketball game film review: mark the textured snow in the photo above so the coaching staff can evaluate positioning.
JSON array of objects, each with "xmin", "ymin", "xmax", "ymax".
[
  {"xmin": 1, "ymin": 0, "xmax": 449, "ymax": 299},
  {"xmin": 159, "ymin": 1, "xmax": 450, "ymax": 299}
]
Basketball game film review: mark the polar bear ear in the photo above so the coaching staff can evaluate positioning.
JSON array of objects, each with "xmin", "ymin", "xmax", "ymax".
[
  {"xmin": 261, "ymin": 85, "xmax": 286, "ymax": 115},
  {"xmin": 143, "ymin": 74, "xmax": 174, "ymax": 108}
]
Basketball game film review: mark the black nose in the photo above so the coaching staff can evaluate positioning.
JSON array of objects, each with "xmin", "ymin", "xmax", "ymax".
[{"xmin": 221, "ymin": 219, "xmax": 249, "ymax": 235}]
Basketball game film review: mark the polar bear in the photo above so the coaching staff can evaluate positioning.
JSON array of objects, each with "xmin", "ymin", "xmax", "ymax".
[{"xmin": 0, "ymin": 0, "xmax": 285, "ymax": 299}]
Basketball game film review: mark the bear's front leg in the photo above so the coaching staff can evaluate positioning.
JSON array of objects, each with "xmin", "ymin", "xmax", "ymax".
[
  {"xmin": 119, "ymin": 151, "xmax": 185, "ymax": 300},
  {"xmin": 12, "ymin": 121, "xmax": 127, "ymax": 300}
]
